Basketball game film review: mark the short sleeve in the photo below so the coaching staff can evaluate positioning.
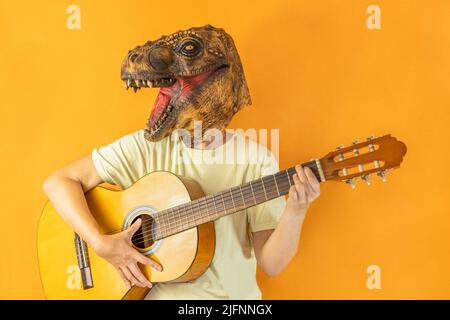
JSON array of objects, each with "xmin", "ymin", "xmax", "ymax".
[
  {"xmin": 247, "ymin": 151, "xmax": 286, "ymax": 233},
  {"xmin": 91, "ymin": 130, "xmax": 148, "ymax": 189}
]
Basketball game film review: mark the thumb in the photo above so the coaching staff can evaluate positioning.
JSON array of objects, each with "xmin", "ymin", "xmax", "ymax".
[{"xmin": 127, "ymin": 218, "xmax": 142, "ymax": 238}]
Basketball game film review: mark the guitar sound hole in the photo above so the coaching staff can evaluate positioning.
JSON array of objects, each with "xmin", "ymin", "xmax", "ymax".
[{"xmin": 131, "ymin": 214, "xmax": 155, "ymax": 249}]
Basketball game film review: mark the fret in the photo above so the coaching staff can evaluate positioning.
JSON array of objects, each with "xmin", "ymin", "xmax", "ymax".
[
  {"xmin": 171, "ymin": 204, "xmax": 178, "ymax": 232},
  {"xmin": 214, "ymin": 192, "xmax": 225, "ymax": 216},
  {"xmin": 273, "ymin": 174, "xmax": 280, "ymax": 196},
  {"xmin": 252, "ymin": 180, "xmax": 266, "ymax": 203},
  {"xmin": 179, "ymin": 203, "xmax": 185, "ymax": 228},
  {"xmin": 185, "ymin": 201, "xmax": 195, "ymax": 231},
  {"xmin": 260, "ymin": 178, "xmax": 268, "ymax": 200},
  {"xmin": 249, "ymin": 180, "xmax": 261, "ymax": 203},
  {"xmin": 229, "ymin": 189, "xmax": 236, "ymax": 211},
  {"xmin": 230, "ymin": 186, "xmax": 245, "ymax": 211},
  {"xmin": 208, "ymin": 197, "xmax": 215, "ymax": 221},
  {"xmin": 198, "ymin": 197, "xmax": 207, "ymax": 222},
  {"xmin": 211, "ymin": 194, "xmax": 218, "ymax": 219},
  {"xmin": 221, "ymin": 192, "xmax": 227, "ymax": 214},
  {"xmin": 239, "ymin": 186, "xmax": 246, "ymax": 208},
  {"xmin": 285, "ymin": 169, "xmax": 292, "ymax": 187},
  {"xmin": 166, "ymin": 207, "xmax": 174, "ymax": 234},
  {"xmin": 261, "ymin": 175, "xmax": 279, "ymax": 199},
  {"xmin": 201, "ymin": 197, "xmax": 209, "ymax": 223},
  {"xmin": 195, "ymin": 199, "xmax": 204, "ymax": 224},
  {"xmin": 249, "ymin": 181, "xmax": 256, "ymax": 205},
  {"xmin": 188, "ymin": 202, "xmax": 197, "ymax": 226},
  {"xmin": 171, "ymin": 207, "xmax": 179, "ymax": 234},
  {"xmin": 167, "ymin": 207, "xmax": 176, "ymax": 235},
  {"xmin": 274, "ymin": 171, "xmax": 291, "ymax": 194},
  {"xmin": 200, "ymin": 197, "xmax": 207, "ymax": 223}
]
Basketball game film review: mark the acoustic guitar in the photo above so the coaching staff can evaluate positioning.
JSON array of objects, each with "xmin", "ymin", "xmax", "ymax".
[{"xmin": 37, "ymin": 134, "xmax": 407, "ymax": 299}]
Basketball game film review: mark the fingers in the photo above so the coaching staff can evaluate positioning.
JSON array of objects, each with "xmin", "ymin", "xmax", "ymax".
[
  {"xmin": 117, "ymin": 267, "xmax": 131, "ymax": 289},
  {"xmin": 133, "ymin": 251, "xmax": 162, "ymax": 272},
  {"xmin": 120, "ymin": 266, "xmax": 142, "ymax": 288},
  {"xmin": 289, "ymin": 185, "xmax": 298, "ymax": 201},
  {"xmin": 295, "ymin": 165, "xmax": 308, "ymax": 184},
  {"xmin": 129, "ymin": 263, "xmax": 153, "ymax": 288},
  {"xmin": 304, "ymin": 166, "xmax": 320, "ymax": 194},
  {"xmin": 292, "ymin": 173, "xmax": 307, "ymax": 204},
  {"xmin": 127, "ymin": 218, "xmax": 142, "ymax": 238},
  {"xmin": 293, "ymin": 165, "xmax": 321, "ymax": 204},
  {"xmin": 117, "ymin": 249, "xmax": 160, "ymax": 289}
]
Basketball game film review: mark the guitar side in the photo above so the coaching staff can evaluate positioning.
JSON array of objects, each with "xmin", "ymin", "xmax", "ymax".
[{"xmin": 37, "ymin": 171, "xmax": 215, "ymax": 300}]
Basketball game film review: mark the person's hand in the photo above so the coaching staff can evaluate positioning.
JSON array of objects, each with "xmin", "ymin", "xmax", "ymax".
[
  {"xmin": 92, "ymin": 219, "xmax": 162, "ymax": 289},
  {"xmin": 286, "ymin": 165, "xmax": 321, "ymax": 215}
]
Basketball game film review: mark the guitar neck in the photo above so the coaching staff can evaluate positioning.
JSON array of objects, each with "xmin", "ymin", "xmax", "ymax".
[{"xmin": 153, "ymin": 159, "xmax": 324, "ymax": 240}]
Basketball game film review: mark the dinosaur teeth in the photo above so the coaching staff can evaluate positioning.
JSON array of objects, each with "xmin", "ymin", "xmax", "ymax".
[{"xmin": 123, "ymin": 77, "xmax": 176, "ymax": 91}]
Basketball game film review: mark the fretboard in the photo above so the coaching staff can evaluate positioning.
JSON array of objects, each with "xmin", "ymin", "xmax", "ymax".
[{"xmin": 153, "ymin": 160, "xmax": 322, "ymax": 240}]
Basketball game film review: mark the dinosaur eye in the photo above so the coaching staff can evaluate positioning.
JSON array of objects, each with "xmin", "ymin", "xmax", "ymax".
[{"xmin": 177, "ymin": 38, "xmax": 202, "ymax": 57}]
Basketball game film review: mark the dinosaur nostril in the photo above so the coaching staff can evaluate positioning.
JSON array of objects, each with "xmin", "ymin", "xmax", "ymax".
[{"xmin": 148, "ymin": 47, "xmax": 174, "ymax": 72}]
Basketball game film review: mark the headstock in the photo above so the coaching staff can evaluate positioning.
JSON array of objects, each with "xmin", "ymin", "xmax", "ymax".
[{"xmin": 319, "ymin": 135, "xmax": 407, "ymax": 188}]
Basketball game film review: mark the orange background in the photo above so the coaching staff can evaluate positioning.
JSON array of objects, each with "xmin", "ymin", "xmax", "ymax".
[{"xmin": 1, "ymin": 0, "xmax": 449, "ymax": 299}]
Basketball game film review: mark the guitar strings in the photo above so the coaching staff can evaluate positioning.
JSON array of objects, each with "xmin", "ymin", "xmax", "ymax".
[
  {"xmin": 131, "ymin": 144, "xmax": 390, "ymax": 242},
  {"xmin": 119, "ymin": 165, "xmax": 314, "ymax": 246},
  {"xmin": 159, "ymin": 175, "xmax": 289, "ymax": 236},
  {"xmin": 133, "ymin": 179, "xmax": 286, "ymax": 245},
  {"xmin": 100, "ymin": 156, "xmax": 382, "ymax": 246},
  {"xmin": 129, "ymin": 167, "xmax": 301, "ymax": 246},
  {"xmin": 123, "ymin": 165, "xmax": 320, "ymax": 247},
  {"xmin": 128, "ymin": 178, "xmax": 277, "ymax": 244},
  {"xmin": 114, "ymin": 170, "xmax": 291, "ymax": 246},
  {"xmin": 130, "ymin": 178, "xmax": 283, "ymax": 245},
  {"xmin": 105, "ymin": 164, "xmax": 319, "ymax": 246}
]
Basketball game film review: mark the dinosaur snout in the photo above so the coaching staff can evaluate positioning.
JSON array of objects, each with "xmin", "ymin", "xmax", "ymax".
[
  {"xmin": 148, "ymin": 46, "xmax": 174, "ymax": 72},
  {"xmin": 121, "ymin": 45, "xmax": 175, "ymax": 78}
]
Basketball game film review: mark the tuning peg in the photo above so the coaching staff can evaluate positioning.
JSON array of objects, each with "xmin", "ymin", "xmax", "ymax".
[
  {"xmin": 367, "ymin": 135, "xmax": 376, "ymax": 141},
  {"xmin": 367, "ymin": 138, "xmax": 380, "ymax": 169},
  {"xmin": 377, "ymin": 170, "xmax": 387, "ymax": 182},
  {"xmin": 345, "ymin": 178, "xmax": 356, "ymax": 189},
  {"xmin": 336, "ymin": 144, "xmax": 345, "ymax": 163},
  {"xmin": 352, "ymin": 141, "xmax": 364, "ymax": 173},
  {"xmin": 362, "ymin": 175, "xmax": 371, "ymax": 185}
]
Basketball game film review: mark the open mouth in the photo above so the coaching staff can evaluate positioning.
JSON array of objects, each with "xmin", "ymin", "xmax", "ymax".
[{"xmin": 122, "ymin": 64, "xmax": 228, "ymax": 138}]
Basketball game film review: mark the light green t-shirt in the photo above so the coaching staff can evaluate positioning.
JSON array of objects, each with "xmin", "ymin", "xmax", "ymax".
[{"xmin": 91, "ymin": 129, "xmax": 286, "ymax": 299}]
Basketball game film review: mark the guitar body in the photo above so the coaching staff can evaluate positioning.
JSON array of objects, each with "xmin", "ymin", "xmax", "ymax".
[{"xmin": 37, "ymin": 171, "xmax": 215, "ymax": 300}]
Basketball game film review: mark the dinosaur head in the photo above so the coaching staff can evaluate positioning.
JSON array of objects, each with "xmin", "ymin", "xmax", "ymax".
[{"xmin": 120, "ymin": 24, "xmax": 252, "ymax": 142}]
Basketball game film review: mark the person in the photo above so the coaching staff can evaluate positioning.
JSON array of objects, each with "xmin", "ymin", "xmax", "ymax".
[{"xmin": 42, "ymin": 25, "xmax": 321, "ymax": 299}]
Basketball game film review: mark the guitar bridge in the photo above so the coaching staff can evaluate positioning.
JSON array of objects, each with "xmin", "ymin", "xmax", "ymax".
[{"xmin": 74, "ymin": 233, "xmax": 94, "ymax": 289}]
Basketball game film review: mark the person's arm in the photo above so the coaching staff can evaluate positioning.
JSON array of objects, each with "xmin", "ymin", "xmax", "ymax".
[
  {"xmin": 252, "ymin": 165, "xmax": 320, "ymax": 277},
  {"xmin": 42, "ymin": 154, "xmax": 161, "ymax": 289}
]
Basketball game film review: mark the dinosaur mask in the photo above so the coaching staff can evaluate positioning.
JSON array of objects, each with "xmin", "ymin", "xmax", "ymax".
[{"xmin": 120, "ymin": 24, "xmax": 252, "ymax": 142}]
